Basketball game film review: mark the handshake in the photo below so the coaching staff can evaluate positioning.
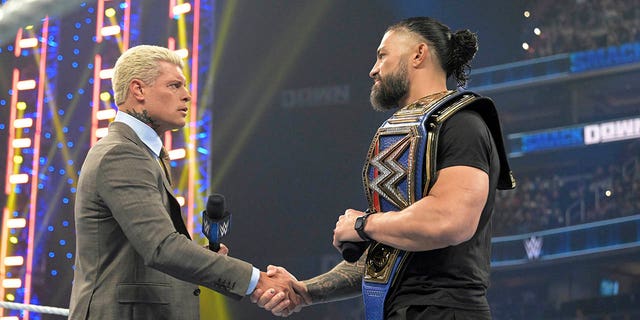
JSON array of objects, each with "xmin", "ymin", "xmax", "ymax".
[{"xmin": 250, "ymin": 265, "xmax": 311, "ymax": 317}]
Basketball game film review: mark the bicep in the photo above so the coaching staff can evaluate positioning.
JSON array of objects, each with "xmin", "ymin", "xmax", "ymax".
[
  {"xmin": 428, "ymin": 165, "xmax": 489, "ymax": 241},
  {"xmin": 431, "ymin": 111, "xmax": 493, "ymax": 236}
]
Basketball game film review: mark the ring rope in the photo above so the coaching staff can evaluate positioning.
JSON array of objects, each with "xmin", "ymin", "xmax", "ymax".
[{"xmin": 0, "ymin": 301, "xmax": 69, "ymax": 316}]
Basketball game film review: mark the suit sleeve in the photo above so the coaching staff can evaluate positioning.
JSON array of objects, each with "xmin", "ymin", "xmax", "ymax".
[{"xmin": 96, "ymin": 142, "xmax": 254, "ymax": 299}]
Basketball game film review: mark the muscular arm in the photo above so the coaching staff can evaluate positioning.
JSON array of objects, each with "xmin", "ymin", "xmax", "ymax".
[
  {"xmin": 333, "ymin": 111, "xmax": 494, "ymax": 252},
  {"xmin": 303, "ymin": 255, "xmax": 366, "ymax": 304},
  {"xmin": 364, "ymin": 165, "xmax": 489, "ymax": 251},
  {"xmin": 335, "ymin": 165, "xmax": 489, "ymax": 252}
]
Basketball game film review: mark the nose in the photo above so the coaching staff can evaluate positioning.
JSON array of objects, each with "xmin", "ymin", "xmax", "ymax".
[
  {"xmin": 182, "ymin": 87, "xmax": 192, "ymax": 103},
  {"xmin": 369, "ymin": 62, "xmax": 379, "ymax": 79}
]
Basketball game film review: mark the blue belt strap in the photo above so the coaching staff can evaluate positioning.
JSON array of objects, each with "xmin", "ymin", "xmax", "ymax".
[{"xmin": 362, "ymin": 251, "xmax": 405, "ymax": 320}]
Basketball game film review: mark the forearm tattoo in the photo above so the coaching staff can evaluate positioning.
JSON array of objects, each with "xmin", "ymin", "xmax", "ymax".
[
  {"xmin": 125, "ymin": 109, "xmax": 158, "ymax": 130},
  {"xmin": 303, "ymin": 255, "xmax": 366, "ymax": 304}
]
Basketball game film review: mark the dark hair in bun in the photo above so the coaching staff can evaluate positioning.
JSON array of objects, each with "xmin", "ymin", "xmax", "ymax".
[{"xmin": 388, "ymin": 17, "xmax": 479, "ymax": 87}]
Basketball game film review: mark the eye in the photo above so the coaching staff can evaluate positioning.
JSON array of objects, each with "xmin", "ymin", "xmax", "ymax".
[{"xmin": 169, "ymin": 82, "xmax": 182, "ymax": 89}]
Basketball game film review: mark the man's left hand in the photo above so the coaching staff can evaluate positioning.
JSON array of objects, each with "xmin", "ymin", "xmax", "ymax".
[{"xmin": 333, "ymin": 209, "xmax": 366, "ymax": 251}]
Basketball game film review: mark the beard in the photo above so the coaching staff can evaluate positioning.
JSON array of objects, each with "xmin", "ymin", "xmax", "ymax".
[{"xmin": 370, "ymin": 60, "xmax": 409, "ymax": 111}]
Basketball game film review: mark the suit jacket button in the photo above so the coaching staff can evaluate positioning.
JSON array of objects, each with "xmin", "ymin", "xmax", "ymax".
[{"xmin": 193, "ymin": 288, "xmax": 201, "ymax": 296}]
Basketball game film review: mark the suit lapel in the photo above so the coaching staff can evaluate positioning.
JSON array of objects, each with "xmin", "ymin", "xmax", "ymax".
[
  {"xmin": 161, "ymin": 178, "xmax": 191, "ymax": 239},
  {"xmin": 108, "ymin": 122, "xmax": 191, "ymax": 239}
]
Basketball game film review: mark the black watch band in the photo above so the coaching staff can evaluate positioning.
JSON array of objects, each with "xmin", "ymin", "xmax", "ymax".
[{"xmin": 354, "ymin": 212, "xmax": 374, "ymax": 241}]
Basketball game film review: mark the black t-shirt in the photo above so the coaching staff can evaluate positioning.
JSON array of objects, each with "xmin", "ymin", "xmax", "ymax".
[{"xmin": 386, "ymin": 109, "xmax": 501, "ymax": 313}]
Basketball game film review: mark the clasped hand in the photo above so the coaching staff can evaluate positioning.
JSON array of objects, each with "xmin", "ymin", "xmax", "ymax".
[
  {"xmin": 333, "ymin": 209, "xmax": 366, "ymax": 250},
  {"xmin": 251, "ymin": 265, "xmax": 310, "ymax": 317}
]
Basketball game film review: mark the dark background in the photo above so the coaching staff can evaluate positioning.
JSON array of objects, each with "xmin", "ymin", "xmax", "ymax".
[
  {"xmin": 1, "ymin": 0, "xmax": 639, "ymax": 319},
  {"xmin": 208, "ymin": 1, "xmax": 640, "ymax": 319}
]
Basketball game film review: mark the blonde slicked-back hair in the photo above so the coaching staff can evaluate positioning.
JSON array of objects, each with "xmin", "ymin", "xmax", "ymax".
[{"xmin": 112, "ymin": 45, "xmax": 184, "ymax": 106}]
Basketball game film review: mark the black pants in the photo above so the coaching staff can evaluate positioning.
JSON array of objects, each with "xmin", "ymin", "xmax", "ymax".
[{"xmin": 387, "ymin": 305, "xmax": 491, "ymax": 320}]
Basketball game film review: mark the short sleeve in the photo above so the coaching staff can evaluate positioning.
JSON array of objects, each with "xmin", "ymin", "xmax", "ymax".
[{"xmin": 435, "ymin": 110, "xmax": 493, "ymax": 173}]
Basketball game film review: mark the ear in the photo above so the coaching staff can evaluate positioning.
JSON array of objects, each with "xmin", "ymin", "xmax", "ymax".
[
  {"xmin": 129, "ymin": 79, "xmax": 145, "ymax": 101},
  {"xmin": 412, "ymin": 43, "xmax": 429, "ymax": 67}
]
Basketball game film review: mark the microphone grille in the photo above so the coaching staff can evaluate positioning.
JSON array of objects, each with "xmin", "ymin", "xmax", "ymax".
[{"xmin": 206, "ymin": 194, "xmax": 225, "ymax": 219}]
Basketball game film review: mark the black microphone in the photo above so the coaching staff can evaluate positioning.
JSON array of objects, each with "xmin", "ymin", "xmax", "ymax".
[
  {"xmin": 341, "ymin": 241, "xmax": 369, "ymax": 263},
  {"xmin": 340, "ymin": 209, "xmax": 374, "ymax": 263},
  {"xmin": 202, "ymin": 194, "xmax": 231, "ymax": 252}
]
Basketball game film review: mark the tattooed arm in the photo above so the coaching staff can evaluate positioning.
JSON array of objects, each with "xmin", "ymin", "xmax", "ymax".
[
  {"xmin": 252, "ymin": 254, "xmax": 366, "ymax": 317},
  {"xmin": 303, "ymin": 257, "xmax": 365, "ymax": 304}
]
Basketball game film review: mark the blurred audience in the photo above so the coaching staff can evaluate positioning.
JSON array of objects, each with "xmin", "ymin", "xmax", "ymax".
[
  {"xmin": 493, "ymin": 145, "xmax": 640, "ymax": 236},
  {"xmin": 522, "ymin": 0, "xmax": 640, "ymax": 58}
]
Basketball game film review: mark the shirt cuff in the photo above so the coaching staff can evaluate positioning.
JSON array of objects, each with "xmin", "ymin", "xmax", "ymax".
[{"xmin": 245, "ymin": 267, "xmax": 260, "ymax": 295}]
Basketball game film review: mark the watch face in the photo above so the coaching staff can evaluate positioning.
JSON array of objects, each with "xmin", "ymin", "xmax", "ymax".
[{"xmin": 355, "ymin": 217, "xmax": 364, "ymax": 230}]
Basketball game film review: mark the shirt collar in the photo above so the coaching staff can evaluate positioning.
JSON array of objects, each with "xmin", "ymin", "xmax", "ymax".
[{"xmin": 114, "ymin": 111, "xmax": 163, "ymax": 157}]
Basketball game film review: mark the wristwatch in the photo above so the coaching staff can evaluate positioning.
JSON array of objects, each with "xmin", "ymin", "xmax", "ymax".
[{"xmin": 354, "ymin": 212, "xmax": 374, "ymax": 241}]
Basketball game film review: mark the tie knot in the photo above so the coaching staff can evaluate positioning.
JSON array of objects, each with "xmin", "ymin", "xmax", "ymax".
[{"xmin": 160, "ymin": 147, "xmax": 170, "ymax": 161}]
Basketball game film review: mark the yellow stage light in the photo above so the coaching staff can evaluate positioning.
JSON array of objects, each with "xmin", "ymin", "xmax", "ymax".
[
  {"xmin": 105, "ymin": 8, "xmax": 117, "ymax": 18},
  {"xmin": 99, "ymin": 92, "xmax": 112, "ymax": 101}
]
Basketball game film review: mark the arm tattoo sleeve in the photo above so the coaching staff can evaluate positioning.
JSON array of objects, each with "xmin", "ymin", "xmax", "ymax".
[{"xmin": 302, "ymin": 254, "xmax": 366, "ymax": 304}]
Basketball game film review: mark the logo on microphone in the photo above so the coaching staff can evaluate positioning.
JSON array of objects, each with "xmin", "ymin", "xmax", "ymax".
[
  {"xmin": 218, "ymin": 219, "xmax": 230, "ymax": 238},
  {"xmin": 202, "ymin": 211, "xmax": 231, "ymax": 243}
]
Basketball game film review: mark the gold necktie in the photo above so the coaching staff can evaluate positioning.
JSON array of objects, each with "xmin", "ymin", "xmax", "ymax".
[{"xmin": 159, "ymin": 147, "xmax": 173, "ymax": 186}]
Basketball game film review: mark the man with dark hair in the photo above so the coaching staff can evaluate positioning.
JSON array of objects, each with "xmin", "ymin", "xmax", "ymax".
[{"xmin": 254, "ymin": 17, "xmax": 516, "ymax": 320}]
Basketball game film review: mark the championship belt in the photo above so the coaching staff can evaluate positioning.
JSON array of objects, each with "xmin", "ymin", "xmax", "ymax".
[{"xmin": 361, "ymin": 90, "xmax": 486, "ymax": 319}]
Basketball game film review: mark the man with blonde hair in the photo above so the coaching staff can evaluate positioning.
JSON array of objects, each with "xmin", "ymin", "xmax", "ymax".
[{"xmin": 69, "ymin": 45, "xmax": 299, "ymax": 319}]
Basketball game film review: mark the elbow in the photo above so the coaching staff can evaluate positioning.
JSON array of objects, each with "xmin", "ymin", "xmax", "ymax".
[
  {"xmin": 439, "ymin": 218, "xmax": 478, "ymax": 246},
  {"xmin": 440, "ymin": 203, "xmax": 483, "ymax": 246},
  {"xmin": 143, "ymin": 232, "xmax": 179, "ymax": 268},
  {"xmin": 448, "ymin": 228, "xmax": 475, "ymax": 245},
  {"xmin": 144, "ymin": 245, "xmax": 163, "ymax": 268}
]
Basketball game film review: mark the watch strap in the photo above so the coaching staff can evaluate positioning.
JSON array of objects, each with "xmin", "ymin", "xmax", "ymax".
[{"xmin": 355, "ymin": 212, "xmax": 373, "ymax": 241}]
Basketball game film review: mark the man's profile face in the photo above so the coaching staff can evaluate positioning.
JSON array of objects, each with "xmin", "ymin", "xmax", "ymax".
[
  {"xmin": 369, "ymin": 30, "xmax": 411, "ymax": 111},
  {"xmin": 141, "ymin": 61, "xmax": 191, "ymax": 133}
]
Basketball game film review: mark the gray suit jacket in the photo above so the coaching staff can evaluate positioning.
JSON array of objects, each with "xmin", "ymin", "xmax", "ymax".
[{"xmin": 69, "ymin": 122, "xmax": 254, "ymax": 320}]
